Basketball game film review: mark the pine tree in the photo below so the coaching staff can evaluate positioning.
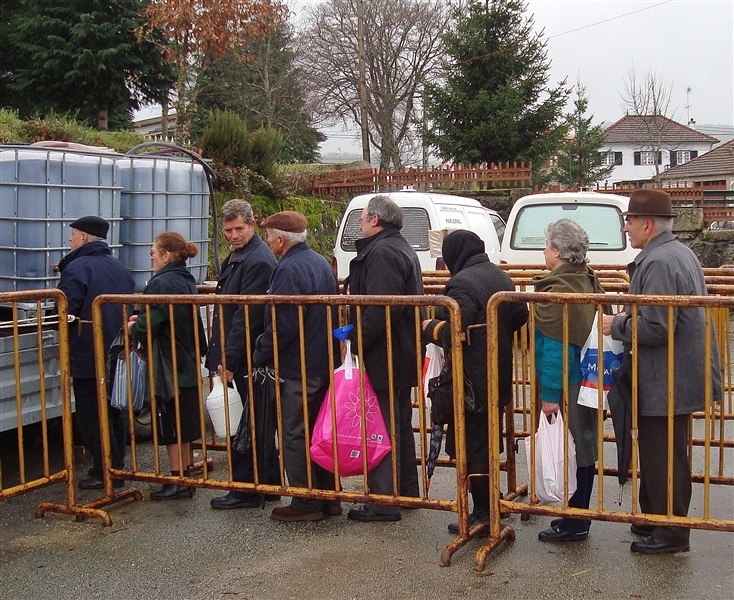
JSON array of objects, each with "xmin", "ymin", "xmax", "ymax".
[
  {"xmin": 423, "ymin": 0, "xmax": 569, "ymax": 173},
  {"xmin": 7, "ymin": 0, "xmax": 172, "ymax": 130},
  {"xmin": 549, "ymin": 82, "xmax": 615, "ymax": 189}
]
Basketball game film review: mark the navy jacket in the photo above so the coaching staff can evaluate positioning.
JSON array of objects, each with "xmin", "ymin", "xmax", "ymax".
[
  {"xmin": 205, "ymin": 235, "xmax": 276, "ymax": 375},
  {"xmin": 57, "ymin": 241, "xmax": 135, "ymax": 378},
  {"xmin": 345, "ymin": 226, "xmax": 423, "ymax": 390},
  {"xmin": 253, "ymin": 242, "xmax": 339, "ymax": 379}
]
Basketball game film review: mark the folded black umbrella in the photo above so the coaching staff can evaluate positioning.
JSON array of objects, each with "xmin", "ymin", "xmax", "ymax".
[
  {"xmin": 607, "ymin": 357, "xmax": 633, "ymax": 491},
  {"xmin": 426, "ymin": 423, "xmax": 444, "ymax": 485}
]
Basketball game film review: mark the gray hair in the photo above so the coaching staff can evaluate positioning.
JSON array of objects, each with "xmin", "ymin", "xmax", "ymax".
[
  {"xmin": 221, "ymin": 199, "xmax": 254, "ymax": 223},
  {"xmin": 269, "ymin": 228, "xmax": 307, "ymax": 245},
  {"xmin": 651, "ymin": 216, "xmax": 674, "ymax": 233},
  {"xmin": 366, "ymin": 195, "xmax": 403, "ymax": 229},
  {"xmin": 545, "ymin": 218, "xmax": 589, "ymax": 265},
  {"xmin": 86, "ymin": 234, "xmax": 105, "ymax": 243}
]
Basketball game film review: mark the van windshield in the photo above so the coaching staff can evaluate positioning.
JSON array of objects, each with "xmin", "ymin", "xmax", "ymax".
[
  {"xmin": 510, "ymin": 203, "xmax": 626, "ymax": 250},
  {"xmin": 340, "ymin": 208, "xmax": 430, "ymax": 251}
]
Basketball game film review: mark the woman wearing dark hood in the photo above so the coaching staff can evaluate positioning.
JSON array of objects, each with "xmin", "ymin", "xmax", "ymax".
[{"xmin": 423, "ymin": 230, "xmax": 528, "ymax": 532}]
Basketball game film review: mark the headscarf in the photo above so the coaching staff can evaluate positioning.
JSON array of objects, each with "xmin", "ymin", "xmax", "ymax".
[{"xmin": 442, "ymin": 230, "xmax": 485, "ymax": 275}]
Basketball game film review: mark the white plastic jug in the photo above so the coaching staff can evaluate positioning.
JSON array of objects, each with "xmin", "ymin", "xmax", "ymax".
[{"xmin": 206, "ymin": 376, "xmax": 243, "ymax": 438}]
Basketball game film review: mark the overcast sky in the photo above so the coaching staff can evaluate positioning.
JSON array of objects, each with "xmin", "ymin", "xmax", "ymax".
[{"xmin": 287, "ymin": 0, "xmax": 734, "ymax": 156}]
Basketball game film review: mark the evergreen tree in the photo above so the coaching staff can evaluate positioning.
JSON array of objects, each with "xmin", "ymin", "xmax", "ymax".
[
  {"xmin": 196, "ymin": 22, "xmax": 324, "ymax": 163},
  {"xmin": 424, "ymin": 0, "xmax": 569, "ymax": 172},
  {"xmin": 7, "ymin": 0, "xmax": 172, "ymax": 130},
  {"xmin": 548, "ymin": 82, "xmax": 615, "ymax": 188}
]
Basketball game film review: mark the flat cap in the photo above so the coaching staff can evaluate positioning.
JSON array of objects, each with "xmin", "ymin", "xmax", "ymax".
[
  {"xmin": 261, "ymin": 210, "xmax": 307, "ymax": 233},
  {"xmin": 69, "ymin": 215, "xmax": 109, "ymax": 239},
  {"xmin": 622, "ymin": 189, "xmax": 675, "ymax": 217}
]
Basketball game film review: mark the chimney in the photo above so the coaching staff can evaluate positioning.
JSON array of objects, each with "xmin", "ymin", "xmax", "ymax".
[{"xmin": 688, "ymin": 118, "xmax": 697, "ymax": 130}]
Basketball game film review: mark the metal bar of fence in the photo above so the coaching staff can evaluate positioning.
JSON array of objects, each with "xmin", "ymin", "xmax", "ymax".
[
  {"xmin": 91, "ymin": 292, "xmax": 476, "ymax": 565},
  {"xmin": 0, "ymin": 290, "xmax": 112, "ymax": 524},
  {"xmin": 478, "ymin": 291, "xmax": 734, "ymax": 570}
]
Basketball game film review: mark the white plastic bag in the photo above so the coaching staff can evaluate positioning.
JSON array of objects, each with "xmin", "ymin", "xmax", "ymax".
[
  {"xmin": 578, "ymin": 315, "xmax": 624, "ymax": 410},
  {"xmin": 524, "ymin": 412, "xmax": 577, "ymax": 503},
  {"xmin": 422, "ymin": 343, "xmax": 445, "ymax": 404}
]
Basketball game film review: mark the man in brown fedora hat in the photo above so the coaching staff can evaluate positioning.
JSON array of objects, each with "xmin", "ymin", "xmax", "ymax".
[{"xmin": 603, "ymin": 189, "xmax": 721, "ymax": 554}]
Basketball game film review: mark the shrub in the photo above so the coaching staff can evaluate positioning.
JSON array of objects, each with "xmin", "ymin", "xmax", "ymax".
[
  {"xmin": 249, "ymin": 126, "xmax": 283, "ymax": 181},
  {"xmin": 198, "ymin": 110, "xmax": 250, "ymax": 167}
]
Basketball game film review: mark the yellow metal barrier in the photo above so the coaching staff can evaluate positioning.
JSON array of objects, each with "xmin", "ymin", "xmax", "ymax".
[
  {"xmin": 0, "ymin": 290, "xmax": 111, "ymax": 524},
  {"xmin": 479, "ymin": 291, "xmax": 734, "ymax": 570},
  {"xmin": 91, "ymin": 292, "xmax": 486, "ymax": 564}
]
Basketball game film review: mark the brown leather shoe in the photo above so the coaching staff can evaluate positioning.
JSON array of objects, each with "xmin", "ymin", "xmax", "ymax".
[
  {"xmin": 271, "ymin": 505, "xmax": 324, "ymax": 522},
  {"xmin": 324, "ymin": 503, "xmax": 343, "ymax": 517}
]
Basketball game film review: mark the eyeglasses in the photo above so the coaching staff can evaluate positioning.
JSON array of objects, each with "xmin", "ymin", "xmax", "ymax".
[{"xmin": 359, "ymin": 214, "xmax": 374, "ymax": 223}]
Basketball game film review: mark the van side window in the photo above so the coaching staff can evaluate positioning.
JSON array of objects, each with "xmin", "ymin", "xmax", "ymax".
[
  {"xmin": 510, "ymin": 204, "xmax": 626, "ymax": 250},
  {"xmin": 339, "ymin": 208, "xmax": 430, "ymax": 252}
]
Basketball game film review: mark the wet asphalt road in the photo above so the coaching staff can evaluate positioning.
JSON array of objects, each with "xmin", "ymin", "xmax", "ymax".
[{"xmin": 1, "ymin": 426, "xmax": 733, "ymax": 600}]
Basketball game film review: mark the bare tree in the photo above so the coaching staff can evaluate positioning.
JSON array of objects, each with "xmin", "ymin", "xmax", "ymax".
[
  {"xmin": 620, "ymin": 66, "xmax": 677, "ymax": 180},
  {"xmin": 298, "ymin": 0, "xmax": 449, "ymax": 169}
]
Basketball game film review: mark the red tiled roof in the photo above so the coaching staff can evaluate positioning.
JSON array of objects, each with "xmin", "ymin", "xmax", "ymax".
[
  {"xmin": 603, "ymin": 115, "xmax": 719, "ymax": 144},
  {"xmin": 660, "ymin": 139, "xmax": 734, "ymax": 179}
]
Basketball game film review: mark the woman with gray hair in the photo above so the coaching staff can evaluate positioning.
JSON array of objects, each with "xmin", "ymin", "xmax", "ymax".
[{"xmin": 532, "ymin": 218, "xmax": 606, "ymax": 542}]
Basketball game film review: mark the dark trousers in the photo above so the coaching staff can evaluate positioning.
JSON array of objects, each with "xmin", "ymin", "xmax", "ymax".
[
  {"xmin": 73, "ymin": 377, "xmax": 126, "ymax": 480},
  {"xmin": 366, "ymin": 386, "xmax": 419, "ymax": 515},
  {"xmin": 638, "ymin": 414, "xmax": 692, "ymax": 546},
  {"xmin": 557, "ymin": 464, "xmax": 596, "ymax": 533},
  {"xmin": 228, "ymin": 373, "xmax": 280, "ymax": 500},
  {"xmin": 280, "ymin": 377, "xmax": 338, "ymax": 511}
]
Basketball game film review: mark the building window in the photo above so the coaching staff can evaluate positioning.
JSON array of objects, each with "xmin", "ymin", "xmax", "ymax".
[
  {"xmin": 634, "ymin": 151, "xmax": 662, "ymax": 166},
  {"xmin": 670, "ymin": 150, "xmax": 698, "ymax": 167},
  {"xmin": 600, "ymin": 151, "xmax": 623, "ymax": 166}
]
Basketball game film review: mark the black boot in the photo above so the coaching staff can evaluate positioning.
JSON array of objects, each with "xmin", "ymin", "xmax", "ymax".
[{"xmin": 150, "ymin": 469, "xmax": 195, "ymax": 501}]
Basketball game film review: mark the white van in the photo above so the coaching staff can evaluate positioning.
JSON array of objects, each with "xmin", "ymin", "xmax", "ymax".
[
  {"xmin": 332, "ymin": 191, "xmax": 503, "ymax": 278},
  {"xmin": 500, "ymin": 192, "xmax": 639, "ymax": 266}
]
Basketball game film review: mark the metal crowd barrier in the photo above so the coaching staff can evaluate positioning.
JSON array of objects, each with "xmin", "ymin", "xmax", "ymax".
[
  {"xmin": 0, "ymin": 290, "xmax": 111, "ymax": 524},
  {"xmin": 91, "ymin": 293, "xmax": 484, "ymax": 564},
  {"xmin": 478, "ymin": 291, "xmax": 734, "ymax": 570}
]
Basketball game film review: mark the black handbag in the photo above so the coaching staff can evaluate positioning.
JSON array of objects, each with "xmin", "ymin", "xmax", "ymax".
[{"xmin": 427, "ymin": 359, "xmax": 480, "ymax": 425}]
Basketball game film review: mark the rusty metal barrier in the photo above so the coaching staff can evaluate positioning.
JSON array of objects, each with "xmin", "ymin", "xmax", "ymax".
[
  {"xmin": 0, "ymin": 290, "xmax": 111, "ymax": 524},
  {"xmin": 478, "ymin": 291, "xmax": 734, "ymax": 570},
  {"xmin": 91, "ymin": 292, "xmax": 485, "ymax": 564}
]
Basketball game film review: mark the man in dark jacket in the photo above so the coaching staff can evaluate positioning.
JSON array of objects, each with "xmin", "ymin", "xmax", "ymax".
[
  {"xmin": 345, "ymin": 195, "xmax": 423, "ymax": 522},
  {"xmin": 207, "ymin": 200, "xmax": 279, "ymax": 510},
  {"xmin": 57, "ymin": 215, "xmax": 135, "ymax": 490},
  {"xmin": 603, "ymin": 190, "xmax": 722, "ymax": 554},
  {"xmin": 253, "ymin": 211, "xmax": 341, "ymax": 522}
]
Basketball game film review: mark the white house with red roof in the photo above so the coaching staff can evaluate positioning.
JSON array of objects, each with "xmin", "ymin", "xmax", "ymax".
[
  {"xmin": 599, "ymin": 115, "xmax": 719, "ymax": 185},
  {"xmin": 659, "ymin": 139, "xmax": 734, "ymax": 190}
]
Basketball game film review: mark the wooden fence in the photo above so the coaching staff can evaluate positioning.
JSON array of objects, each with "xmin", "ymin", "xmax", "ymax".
[{"xmin": 309, "ymin": 163, "xmax": 533, "ymax": 198}]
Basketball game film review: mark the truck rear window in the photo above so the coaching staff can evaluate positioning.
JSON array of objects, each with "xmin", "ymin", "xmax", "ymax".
[
  {"xmin": 510, "ymin": 203, "xmax": 625, "ymax": 250},
  {"xmin": 340, "ymin": 208, "xmax": 430, "ymax": 251}
]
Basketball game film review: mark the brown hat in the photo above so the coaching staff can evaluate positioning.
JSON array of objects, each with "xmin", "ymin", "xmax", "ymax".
[
  {"xmin": 261, "ymin": 211, "xmax": 307, "ymax": 233},
  {"xmin": 69, "ymin": 215, "xmax": 109, "ymax": 238},
  {"xmin": 622, "ymin": 189, "xmax": 675, "ymax": 217}
]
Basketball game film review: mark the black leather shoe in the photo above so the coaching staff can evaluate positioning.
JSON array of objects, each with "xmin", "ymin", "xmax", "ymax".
[
  {"xmin": 150, "ymin": 484, "xmax": 194, "ymax": 500},
  {"xmin": 265, "ymin": 494, "xmax": 281, "ymax": 502},
  {"xmin": 630, "ymin": 536, "xmax": 689, "ymax": 554},
  {"xmin": 347, "ymin": 505, "xmax": 401, "ymax": 522},
  {"xmin": 210, "ymin": 493, "xmax": 262, "ymax": 510},
  {"xmin": 78, "ymin": 476, "xmax": 104, "ymax": 490},
  {"xmin": 538, "ymin": 525, "xmax": 589, "ymax": 542},
  {"xmin": 448, "ymin": 511, "xmax": 490, "ymax": 534},
  {"xmin": 630, "ymin": 524, "xmax": 655, "ymax": 537}
]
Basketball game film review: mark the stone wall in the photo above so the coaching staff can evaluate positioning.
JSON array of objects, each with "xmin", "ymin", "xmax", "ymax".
[{"xmin": 675, "ymin": 208, "xmax": 734, "ymax": 268}]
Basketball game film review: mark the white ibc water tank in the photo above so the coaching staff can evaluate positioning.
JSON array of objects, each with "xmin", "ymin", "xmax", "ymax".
[
  {"xmin": 0, "ymin": 146, "xmax": 121, "ymax": 292},
  {"xmin": 117, "ymin": 155, "xmax": 210, "ymax": 292}
]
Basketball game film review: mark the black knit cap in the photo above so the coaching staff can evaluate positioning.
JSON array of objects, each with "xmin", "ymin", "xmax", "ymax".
[{"xmin": 69, "ymin": 215, "xmax": 109, "ymax": 239}]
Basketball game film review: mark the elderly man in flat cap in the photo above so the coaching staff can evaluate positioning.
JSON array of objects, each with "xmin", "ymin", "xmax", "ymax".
[
  {"xmin": 57, "ymin": 216, "xmax": 135, "ymax": 490},
  {"xmin": 252, "ymin": 210, "xmax": 341, "ymax": 522},
  {"xmin": 602, "ymin": 190, "xmax": 721, "ymax": 554}
]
